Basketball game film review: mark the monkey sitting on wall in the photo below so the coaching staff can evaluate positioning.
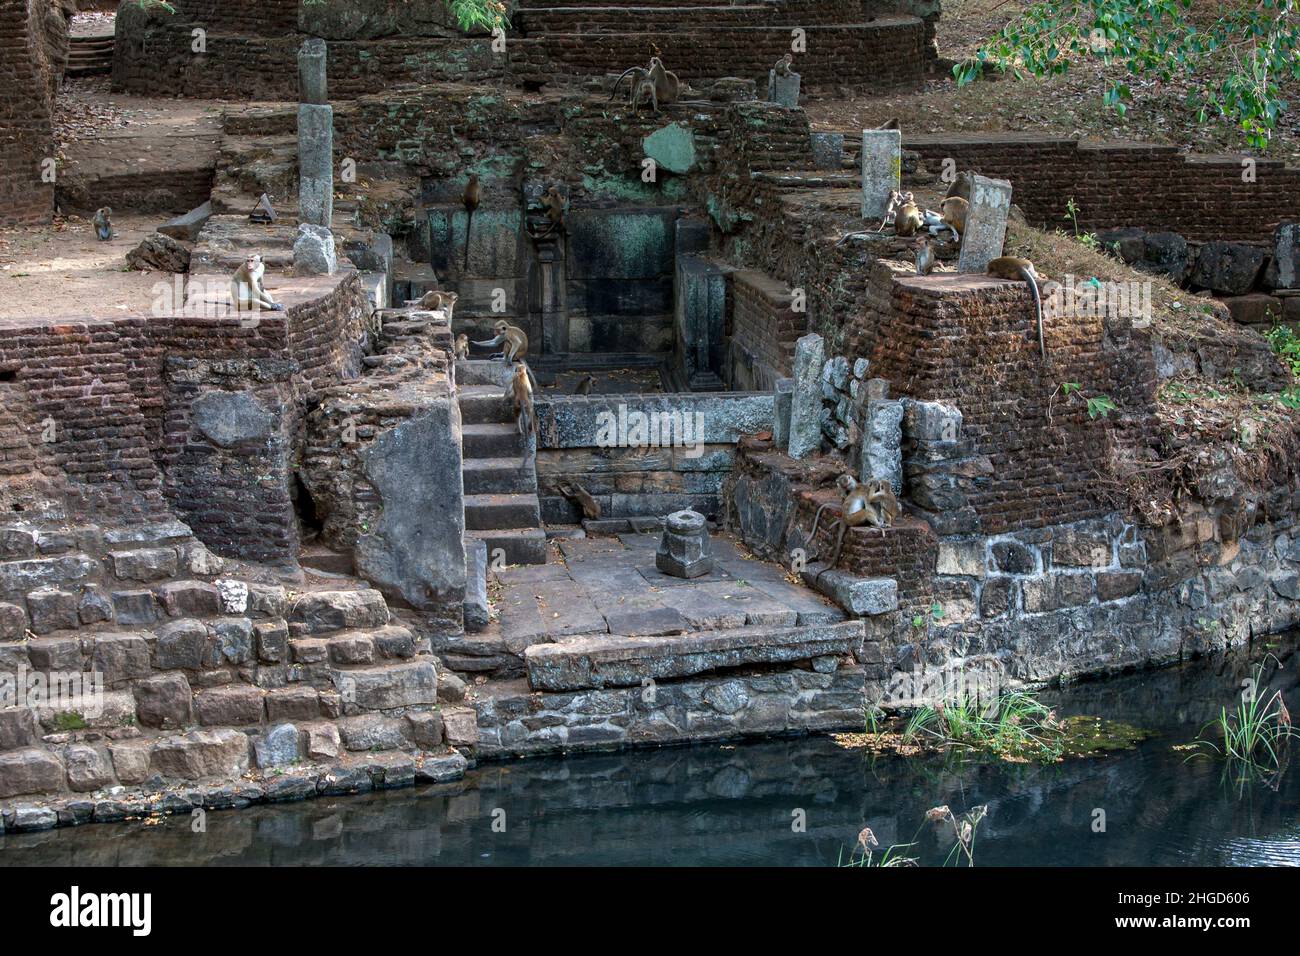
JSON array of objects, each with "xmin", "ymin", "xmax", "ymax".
[
  {"xmin": 804, "ymin": 474, "xmax": 875, "ymax": 579},
  {"xmin": 509, "ymin": 362, "xmax": 537, "ymax": 439},
  {"xmin": 454, "ymin": 333, "xmax": 470, "ymax": 361},
  {"xmin": 417, "ymin": 290, "xmax": 458, "ymax": 322},
  {"xmin": 230, "ymin": 254, "xmax": 284, "ymax": 312},
  {"xmin": 986, "ymin": 256, "xmax": 1050, "ymax": 359}
]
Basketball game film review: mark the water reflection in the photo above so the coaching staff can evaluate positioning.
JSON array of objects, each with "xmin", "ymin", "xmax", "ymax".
[{"xmin": 3, "ymin": 643, "xmax": 1298, "ymax": 867}]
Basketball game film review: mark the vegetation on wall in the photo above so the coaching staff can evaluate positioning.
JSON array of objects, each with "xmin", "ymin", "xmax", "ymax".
[{"xmin": 135, "ymin": 0, "xmax": 511, "ymax": 32}]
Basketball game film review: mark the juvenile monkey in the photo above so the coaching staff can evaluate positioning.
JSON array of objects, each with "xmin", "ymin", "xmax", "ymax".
[
  {"xmin": 462, "ymin": 173, "xmax": 480, "ymax": 272},
  {"xmin": 573, "ymin": 373, "xmax": 596, "ymax": 395},
  {"xmin": 987, "ymin": 256, "xmax": 1048, "ymax": 359},
  {"xmin": 509, "ymin": 362, "xmax": 537, "ymax": 438},
  {"xmin": 473, "ymin": 319, "xmax": 529, "ymax": 364},
  {"xmin": 914, "ymin": 237, "xmax": 935, "ymax": 276},
  {"xmin": 91, "ymin": 207, "xmax": 113, "ymax": 241},
  {"xmin": 940, "ymin": 196, "xmax": 968, "ymax": 241},
  {"xmin": 894, "ymin": 194, "xmax": 922, "ymax": 237},
  {"xmin": 418, "ymin": 289, "xmax": 459, "ymax": 321},
  {"xmin": 864, "ymin": 478, "xmax": 902, "ymax": 533},
  {"xmin": 454, "ymin": 333, "xmax": 470, "ymax": 360},
  {"xmin": 875, "ymin": 188, "xmax": 906, "ymax": 233},
  {"xmin": 773, "ymin": 53, "xmax": 795, "ymax": 76},
  {"xmin": 230, "ymin": 254, "xmax": 283, "ymax": 312},
  {"xmin": 632, "ymin": 75, "xmax": 659, "ymax": 113}
]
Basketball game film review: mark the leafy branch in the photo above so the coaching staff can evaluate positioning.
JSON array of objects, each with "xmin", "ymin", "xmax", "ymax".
[{"xmin": 954, "ymin": 0, "xmax": 1300, "ymax": 149}]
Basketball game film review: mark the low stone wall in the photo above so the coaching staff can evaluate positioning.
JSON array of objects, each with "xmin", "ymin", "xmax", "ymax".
[
  {"xmin": 727, "ymin": 269, "xmax": 802, "ymax": 391},
  {"xmin": 535, "ymin": 391, "xmax": 774, "ymax": 521}
]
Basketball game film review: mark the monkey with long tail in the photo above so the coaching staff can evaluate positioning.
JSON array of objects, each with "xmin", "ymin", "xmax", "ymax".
[{"xmin": 462, "ymin": 173, "xmax": 480, "ymax": 273}]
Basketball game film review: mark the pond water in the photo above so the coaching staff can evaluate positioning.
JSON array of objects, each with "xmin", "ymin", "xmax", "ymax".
[{"xmin": 4, "ymin": 640, "xmax": 1299, "ymax": 867}]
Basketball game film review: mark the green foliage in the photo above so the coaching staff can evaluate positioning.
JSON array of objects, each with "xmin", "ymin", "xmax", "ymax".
[
  {"xmin": 902, "ymin": 690, "xmax": 1069, "ymax": 762},
  {"xmin": 178, "ymin": 0, "xmax": 512, "ymax": 32},
  {"xmin": 953, "ymin": 0, "xmax": 1300, "ymax": 149},
  {"xmin": 53, "ymin": 711, "xmax": 88, "ymax": 731},
  {"xmin": 1059, "ymin": 382, "xmax": 1118, "ymax": 418},
  {"xmin": 1265, "ymin": 324, "xmax": 1300, "ymax": 407}
]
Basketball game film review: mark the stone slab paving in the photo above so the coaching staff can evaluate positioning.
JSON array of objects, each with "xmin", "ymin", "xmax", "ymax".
[{"xmin": 492, "ymin": 531, "xmax": 844, "ymax": 648}]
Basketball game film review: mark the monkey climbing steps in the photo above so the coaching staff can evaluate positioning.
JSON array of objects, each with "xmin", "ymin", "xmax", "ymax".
[{"xmin": 458, "ymin": 375, "xmax": 547, "ymax": 566}]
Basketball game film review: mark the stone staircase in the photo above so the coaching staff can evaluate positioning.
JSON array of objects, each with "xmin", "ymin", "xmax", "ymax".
[
  {"xmin": 65, "ymin": 33, "xmax": 114, "ymax": 79},
  {"xmin": 457, "ymin": 381, "xmax": 547, "ymax": 566},
  {"xmin": 0, "ymin": 517, "xmax": 466, "ymax": 814}
]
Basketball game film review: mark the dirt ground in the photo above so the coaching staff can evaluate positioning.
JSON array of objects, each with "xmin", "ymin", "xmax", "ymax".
[{"xmin": 0, "ymin": 213, "xmax": 185, "ymax": 322}]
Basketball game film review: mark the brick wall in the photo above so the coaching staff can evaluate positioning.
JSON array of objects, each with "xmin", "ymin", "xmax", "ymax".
[
  {"xmin": 727, "ymin": 268, "xmax": 803, "ymax": 390},
  {"xmin": 905, "ymin": 134, "xmax": 1300, "ymax": 242},
  {"xmin": 0, "ymin": 274, "xmax": 368, "ymax": 555},
  {"xmin": 0, "ymin": 0, "xmax": 66, "ymax": 227}
]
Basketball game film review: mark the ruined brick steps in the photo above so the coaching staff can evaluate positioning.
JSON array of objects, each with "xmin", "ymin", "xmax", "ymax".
[
  {"xmin": 464, "ymin": 493, "xmax": 543, "ymax": 531},
  {"xmin": 462, "ymin": 422, "xmax": 526, "ymax": 458},
  {"xmin": 465, "ymin": 527, "xmax": 549, "ymax": 566},
  {"xmin": 299, "ymin": 544, "xmax": 356, "ymax": 576},
  {"xmin": 517, "ymin": 4, "xmax": 778, "ymax": 34},
  {"xmin": 65, "ymin": 35, "xmax": 114, "ymax": 77},
  {"xmin": 457, "ymin": 385, "xmax": 511, "ymax": 425},
  {"xmin": 462, "ymin": 457, "xmax": 536, "ymax": 495}
]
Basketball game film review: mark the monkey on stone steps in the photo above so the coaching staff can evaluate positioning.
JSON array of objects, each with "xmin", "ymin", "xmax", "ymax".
[
  {"xmin": 473, "ymin": 319, "xmax": 528, "ymax": 365},
  {"xmin": 573, "ymin": 373, "xmax": 596, "ymax": 395},
  {"xmin": 509, "ymin": 361, "xmax": 537, "ymax": 438},
  {"xmin": 945, "ymin": 170, "xmax": 973, "ymax": 203},
  {"xmin": 805, "ymin": 474, "xmax": 875, "ymax": 579},
  {"xmin": 418, "ymin": 290, "xmax": 458, "ymax": 322},
  {"xmin": 454, "ymin": 333, "xmax": 469, "ymax": 361},
  {"xmin": 914, "ymin": 236, "xmax": 935, "ymax": 275},
  {"xmin": 773, "ymin": 53, "xmax": 795, "ymax": 77},
  {"xmin": 894, "ymin": 194, "xmax": 922, "ymax": 237},
  {"xmin": 986, "ymin": 255, "xmax": 1048, "ymax": 359}
]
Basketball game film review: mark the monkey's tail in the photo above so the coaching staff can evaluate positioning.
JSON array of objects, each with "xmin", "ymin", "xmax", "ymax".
[
  {"xmin": 1021, "ymin": 267, "xmax": 1045, "ymax": 360},
  {"xmin": 463, "ymin": 209, "xmax": 474, "ymax": 273},
  {"xmin": 608, "ymin": 67, "xmax": 636, "ymax": 103}
]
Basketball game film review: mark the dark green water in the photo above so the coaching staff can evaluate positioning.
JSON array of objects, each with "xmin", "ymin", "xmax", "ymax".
[{"xmin": 3, "ymin": 642, "xmax": 1298, "ymax": 866}]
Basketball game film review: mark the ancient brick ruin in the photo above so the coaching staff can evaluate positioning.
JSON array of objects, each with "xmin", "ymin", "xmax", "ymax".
[{"xmin": 0, "ymin": 0, "xmax": 1299, "ymax": 832}]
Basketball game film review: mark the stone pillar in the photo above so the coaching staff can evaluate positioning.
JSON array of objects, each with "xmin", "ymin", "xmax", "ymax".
[
  {"xmin": 768, "ymin": 70, "xmax": 801, "ymax": 107},
  {"xmin": 787, "ymin": 333, "xmax": 824, "ymax": 460},
  {"xmin": 1268, "ymin": 221, "xmax": 1298, "ymax": 290},
  {"xmin": 811, "ymin": 132, "xmax": 844, "ymax": 171},
  {"xmin": 956, "ymin": 173, "xmax": 1013, "ymax": 273},
  {"xmin": 860, "ymin": 129, "xmax": 901, "ymax": 221},
  {"xmin": 674, "ymin": 256, "xmax": 727, "ymax": 389},
  {"xmin": 297, "ymin": 38, "xmax": 327, "ymax": 105},
  {"xmin": 860, "ymin": 391, "xmax": 904, "ymax": 494},
  {"xmin": 656, "ymin": 510, "xmax": 713, "ymax": 578},
  {"xmin": 297, "ymin": 40, "xmax": 333, "ymax": 228},
  {"xmin": 773, "ymin": 377, "xmax": 794, "ymax": 452}
]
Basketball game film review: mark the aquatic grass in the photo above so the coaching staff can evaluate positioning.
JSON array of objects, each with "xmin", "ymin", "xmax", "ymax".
[
  {"xmin": 841, "ymin": 805, "xmax": 989, "ymax": 868},
  {"xmin": 909, "ymin": 690, "xmax": 1068, "ymax": 762},
  {"xmin": 1191, "ymin": 659, "xmax": 1295, "ymax": 772}
]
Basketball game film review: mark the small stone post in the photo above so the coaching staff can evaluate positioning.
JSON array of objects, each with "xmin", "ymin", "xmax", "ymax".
[
  {"xmin": 860, "ymin": 129, "xmax": 901, "ymax": 222},
  {"xmin": 810, "ymin": 132, "xmax": 844, "ymax": 171},
  {"xmin": 297, "ymin": 39, "xmax": 333, "ymax": 228},
  {"xmin": 1271, "ymin": 221, "xmax": 1297, "ymax": 289},
  {"xmin": 768, "ymin": 69, "xmax": 801, "ymax": 107},
  {"xmin": 956, "ymin": 173, "xmax": 1013, "ymax": 273},
  {"xmin": 656, "ymin": 510, "xmax": 713, "ymax": 578},
  {"xmin": 787, "ymin": 333, "xmax": 825, "ymax": 460}
]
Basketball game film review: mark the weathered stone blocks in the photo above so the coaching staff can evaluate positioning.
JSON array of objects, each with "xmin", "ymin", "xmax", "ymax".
[
  {"xmin": 0, "ymin": 748, "xmax": 65, "ymax": 798},
  {"xmin": 332, "ymin": 660, "xmax": 438, "ymax": 710},
  {"xmin": 134, "ymin": 673, "xmax": 194, "ymax": 729},
  {"xmin": 150, "ymin": 729, "xmax": 249, "ymax": 780},
  {"xmin": 290, "ymin": 589, "xmax": 389, "ymax": 633}
]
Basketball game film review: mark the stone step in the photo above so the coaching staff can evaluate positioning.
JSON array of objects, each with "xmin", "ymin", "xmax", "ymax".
[
  {"xmin": 525, "ymin": 619, "xmax": 865, "ymax": 691},
  {"xmin": 462, "ymin": 422, "xmax": 526, "ymax": 458},
  {"xmin": 464, "ymin": 493, "xmax": 541, "ymax": 531},
  {"xmin": 462, "ymin": 457, "xmax": 536, "ymax": 495},
  {"xmin": 465, "ymin": 528, "xmax": 548, "ymax": 566},
  {"xmin": 288, "ymin": 589, "xmax": 390, "ymax": 634},
  {"xmin": 457, "ymin": 386, "xmax": 510, "ymax": 425},
  {"xmin": 300, "ymin": 544, "xmax": 355, "ymax": 577}
]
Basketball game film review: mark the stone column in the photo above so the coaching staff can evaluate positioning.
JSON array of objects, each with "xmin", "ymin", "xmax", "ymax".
[
  {"xmin": 787, "ymin": 333, "xmax": 825, "ymax": 460},
  {"xmin": 297, "ymin": 39, "xmax": 333, "ymax": 228},
  {"xmin": 956, "ymin": 173, "xmax": 1013, "ymax": 273},
  {"xmin": 1269, "ymin": 221, "xmax": 1297, "ymax": 290},
  {"xmin": 773, "ymin": 377, "xmax": 794, "ymax": 452},
  {"xmin": 860, "ymin": 129, "xmax": 900, "ymax": 221},
  {"xmin": 674, "ymin": 256, "xmax": 726, "ymax": 389}
]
